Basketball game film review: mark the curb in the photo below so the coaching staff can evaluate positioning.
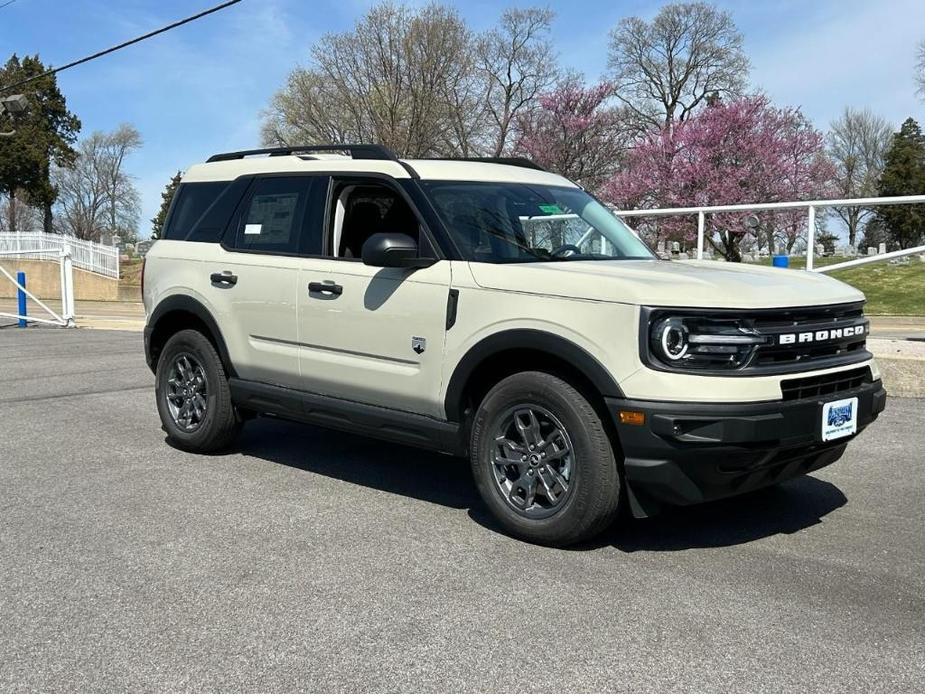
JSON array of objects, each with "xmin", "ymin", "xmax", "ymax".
[{"xmin": 868, "ymin": 338, "xmax": 925, "ymax": 398}]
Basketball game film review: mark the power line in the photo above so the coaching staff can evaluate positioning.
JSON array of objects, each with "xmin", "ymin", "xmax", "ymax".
[
  {"xmin": 0, "ymin": 0, "xmax": 21, "ymax": 10},
  {"xmin": 0, "ymin": 0, "xmax": 242, "ymax": 94}
]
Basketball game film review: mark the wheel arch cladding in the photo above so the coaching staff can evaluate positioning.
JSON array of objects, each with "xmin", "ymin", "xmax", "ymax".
[
  {"xmin": 146, "ymin": 295, "xmax": 235, "ymax": 377},
  {"xmin": 444, "ymin": 329, "xmax": 624, "ymax": 422}
]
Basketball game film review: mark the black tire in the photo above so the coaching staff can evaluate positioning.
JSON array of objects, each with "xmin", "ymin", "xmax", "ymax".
[
  {"xmin": 469, "ymin": 371, "xmax": 622, "ymax": 547},
  {"xmin": 155, "ymin": 329, "xmax": 242, "ymax": 453}
]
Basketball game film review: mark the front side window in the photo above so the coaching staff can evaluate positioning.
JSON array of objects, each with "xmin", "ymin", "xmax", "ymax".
[
  {"xmin": 331, "ymin": 180, "xmax": 427, "ymax": 259},
  {"xmin": 421, "ymin": 181, "xmax": 654, "ymax": 263}
]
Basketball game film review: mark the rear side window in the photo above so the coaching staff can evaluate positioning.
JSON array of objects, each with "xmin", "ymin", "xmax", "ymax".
[
  {"xmin": 229, "ymin": 176, "xmax": 328, "ymax": 255},
  {"xmin": 163, "ymin": 179, "xmax": 250, "ymax": 242}
]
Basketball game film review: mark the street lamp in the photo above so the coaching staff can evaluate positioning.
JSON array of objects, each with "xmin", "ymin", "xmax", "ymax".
[{"xmin": 0, "ymin": 94, "xmax": 29, "ymax": 137}]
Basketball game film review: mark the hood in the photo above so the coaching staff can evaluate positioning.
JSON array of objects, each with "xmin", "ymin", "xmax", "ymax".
[{"xmin": 467, "ymin": 259, "xmax": 864, "ymax": 309}]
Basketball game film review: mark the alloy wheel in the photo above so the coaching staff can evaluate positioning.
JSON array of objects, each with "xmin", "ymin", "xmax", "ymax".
[
  {"xmin": 165, "ymin": 353, "xmax": 208, "ymax": 433},
  {"xmin": 491, "ymin": 405, "xmax": 575, "ymax": 519}
]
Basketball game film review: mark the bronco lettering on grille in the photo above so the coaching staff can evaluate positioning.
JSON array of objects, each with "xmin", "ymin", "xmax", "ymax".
[{"xmin": 777, "ymin": 324, "xmax": 867, "ymax": 346}]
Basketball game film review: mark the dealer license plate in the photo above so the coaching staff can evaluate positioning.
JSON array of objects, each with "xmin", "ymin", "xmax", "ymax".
[{"xmin": 821, "ymin": 397, "xmax": 858, "ymax": 442}]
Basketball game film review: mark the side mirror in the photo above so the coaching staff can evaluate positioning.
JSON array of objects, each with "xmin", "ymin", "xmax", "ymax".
[{"xmin": 361, "ymin": 233, "xmax": 435, "ymax": 268}]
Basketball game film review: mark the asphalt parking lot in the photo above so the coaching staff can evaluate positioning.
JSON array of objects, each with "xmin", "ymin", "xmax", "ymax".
[{"xmin": 1, "ymin": 328, "xmax": 923, "ymax": 693}]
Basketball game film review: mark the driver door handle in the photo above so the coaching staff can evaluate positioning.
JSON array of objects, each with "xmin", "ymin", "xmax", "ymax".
[
  {"xmin": 308, "ymin": 281, "xmax": 343, "ymax": 296},
  {"xmin": 210, "ymin": 271, "xmax": 238, "ymax": 286}
]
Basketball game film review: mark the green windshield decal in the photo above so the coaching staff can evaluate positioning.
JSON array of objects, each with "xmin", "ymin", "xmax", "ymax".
[{"xmin": 538, "ymin": 203, "xmax": 564, "ymax": 215}]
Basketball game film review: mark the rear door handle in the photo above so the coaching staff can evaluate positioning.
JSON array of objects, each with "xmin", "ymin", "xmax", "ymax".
[
  {"xmin": 210, "ymin": 271, "xmax": 238, "ymax": 286},
  {"xmin": 308, "ymin": 281, "xmax": 343, "ymax": 296}
]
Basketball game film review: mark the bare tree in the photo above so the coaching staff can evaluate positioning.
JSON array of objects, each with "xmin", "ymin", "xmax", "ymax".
[
  {"xmin": 262, "ymin": 3, "xmax": 477, "ymax": 157},
  {"xmin": 0, "ymin": 189, "xmax": 42, "ymax": 232},
  {"xmin": 607, "ymin": 2, "xmax": 749, "ymax": 129},
  {"xmin": 102, "ymin": 124, "xmax": 143, "ymax": 240},
  {"xmin": 53, "ymin": 127, "xmax": 142, "ymax": 241},
  {"xmin": 477, "ymin": 8, "xmax": 559, "ymax": 156},
  {"xmin": 262, "ymin": 3, "xmax": 560, "ymax": 158},
  {"xmin": 827, "ymin": 108, "xmax": 893, "ymax": 247}
]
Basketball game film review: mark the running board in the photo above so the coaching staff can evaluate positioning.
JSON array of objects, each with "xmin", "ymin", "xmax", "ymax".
[{"xmin": 228, "ymin": 379, "xmax": 465, "ymax": 456}]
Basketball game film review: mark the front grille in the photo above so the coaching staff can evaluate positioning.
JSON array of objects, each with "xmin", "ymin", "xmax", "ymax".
[
  {"xmin": 750, "ymin": 302, "xmax": 869, "ymax": 369},
  {"xmin": 642, "ymin": 301, "xmax": 872, "ymax": 376},
  {"xmin": 780, "ymin": 366, "xmax": 872, "ymax": 402}
]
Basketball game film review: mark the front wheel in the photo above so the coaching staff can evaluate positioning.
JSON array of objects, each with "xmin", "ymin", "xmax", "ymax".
[
  {"xmin": 155, "ymin": 329, "xmax": 242, "ymax": 453},
  {"xmin": 469, "ymin": 371, "xmax": 622, "ymax": 546}
]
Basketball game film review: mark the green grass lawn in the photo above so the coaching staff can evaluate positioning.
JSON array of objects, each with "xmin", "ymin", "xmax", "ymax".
[
  {"xmin": 751, "ymin": 255, "xmax": 843, "ymax": 269},
  {"xmin": 746, "ymin": 255, "xmax": 925, "ymax": 315},
  {"xmin": 828, "ymin": 262, "xmax": 925, "ymax": 315}
]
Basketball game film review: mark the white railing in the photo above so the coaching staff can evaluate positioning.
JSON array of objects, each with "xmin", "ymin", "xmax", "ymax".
[
  {"xmin": 0, "ymin": 232, "xmax": 120, "ymax": 279},
  {"xmin": 613, "ymin": 194, "xmax": 925, "ymax": 271},
  {"xmin": 0, "ymin": 247, "xmax": 76, "ymax": 327}
]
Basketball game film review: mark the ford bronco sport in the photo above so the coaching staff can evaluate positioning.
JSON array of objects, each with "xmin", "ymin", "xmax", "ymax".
[{"xmin": 143, "ymin": 144, "xmax": 887, "ymax": 547}]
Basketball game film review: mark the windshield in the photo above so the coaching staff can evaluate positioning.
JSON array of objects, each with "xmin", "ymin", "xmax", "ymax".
[{"xmin": 421, "ymin": 181, "xmax": 655, "ymax": 263}]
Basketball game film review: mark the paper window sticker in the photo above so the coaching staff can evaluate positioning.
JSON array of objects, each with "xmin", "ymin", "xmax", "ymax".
[{"xmin": 244, "ymin": 223, "xmax": 263, "ymax": 235}]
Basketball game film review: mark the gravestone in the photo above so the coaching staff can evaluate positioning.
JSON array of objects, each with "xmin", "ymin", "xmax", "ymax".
[
  {"xmin": 671, "ymin": 241, "xmax": 680, "ymax": 253},
  {"xmin": 136, "ymin": 240, "xmax": 154, "ymax": 256},
  {"xmin": 879, "ymin": 242, "xmax": 887, "ymax": 255},
  {"xmin": 867, "ymin": 246, "xmax": 877, "ymax": 256}
]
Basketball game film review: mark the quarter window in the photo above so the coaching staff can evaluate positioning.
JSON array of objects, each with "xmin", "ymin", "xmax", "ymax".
[{"xmin": 163, "ymin": 181, "xmax": 235, "ymax": 242}]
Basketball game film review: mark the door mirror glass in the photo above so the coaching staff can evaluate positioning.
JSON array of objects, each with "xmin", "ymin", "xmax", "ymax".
[{"xmin": 361, "ymin": 233, "xmax": 435, "ymax": 268}]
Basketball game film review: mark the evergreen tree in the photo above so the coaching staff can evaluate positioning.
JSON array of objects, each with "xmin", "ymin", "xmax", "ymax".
[
  {"xmin": 858, "ymin": 217, "xmax": 890, "ymax": 252},
  {"xmin": 151, "ymin": 171, "xmax": 182, "ymax": 239},
  {"xmin": 876, "ymin": 117, "xmax": 925, "ymax": 249},
  {"xmin": 0, "ymin": 54, "xmax": 81, "ymax": 233}
]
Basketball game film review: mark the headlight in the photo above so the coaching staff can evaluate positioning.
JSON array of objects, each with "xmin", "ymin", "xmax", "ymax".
[{"xmin": 649, "ymin": 314, "xmax": 768, "ymax": 370}]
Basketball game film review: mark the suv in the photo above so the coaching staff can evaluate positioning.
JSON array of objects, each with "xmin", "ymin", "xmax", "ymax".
[{"xmin": 143, "ymin": 144, "xmax": 887, "ymax": 546}]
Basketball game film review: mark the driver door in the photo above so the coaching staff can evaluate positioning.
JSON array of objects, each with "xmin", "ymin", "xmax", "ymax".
[{"xmin": 295, "ymin": 178, "xmax": 451, "ymax": 418}]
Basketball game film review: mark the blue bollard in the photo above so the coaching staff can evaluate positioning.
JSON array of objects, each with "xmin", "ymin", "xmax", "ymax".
[
  {"xmin": 772, "ymin": 255, "xmax": 789, "ymax": 269},
  {"xmin": 17, "ymin": 271, "xmax": 27, "ymax": 328}
]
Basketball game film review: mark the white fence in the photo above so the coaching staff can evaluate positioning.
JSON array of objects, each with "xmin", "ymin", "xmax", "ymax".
[
  {"xmin": 0, "ymin": 232, "xmax": 120, "ymax": 279},
  {"xmin": 613, "ymin": 194, "xmax": 925, "ymax": 272},
  {"xmin": 0, "ymin": 247, "xmax": 76, "ymax": 327}
]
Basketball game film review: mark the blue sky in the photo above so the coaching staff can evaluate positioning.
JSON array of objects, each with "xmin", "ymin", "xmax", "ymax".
[{"xmin": 1, "ymin": 0, "xmax": 924, "ymax": 231}]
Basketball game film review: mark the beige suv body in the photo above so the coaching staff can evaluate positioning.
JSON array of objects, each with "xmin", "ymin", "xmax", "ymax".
[{"xmin": 143, "ymin": 145, "xmax": 886, "ymax": 546}]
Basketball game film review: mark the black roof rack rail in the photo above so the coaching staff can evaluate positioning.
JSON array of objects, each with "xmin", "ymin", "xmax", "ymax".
[
  {"xmin": 416, "ymin": 156, "xmax": 547, "ymax": 172},
  {"xmin": 206, "ymin": 144, "xmax": 399, "ymax": 163}
]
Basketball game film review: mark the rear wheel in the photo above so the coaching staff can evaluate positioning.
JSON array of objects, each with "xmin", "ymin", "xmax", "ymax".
[
  {"xmin": 155, "ymin": 329, "xmax": 242, "ymax": 452},
  {"xmin": 469, "ymin": 371, "xmax": 622, "ymax": 546}
]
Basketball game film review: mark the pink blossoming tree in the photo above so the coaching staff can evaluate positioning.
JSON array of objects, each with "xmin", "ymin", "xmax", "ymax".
[
  {"xmin": 604, "ymin": 95, "xmax": 835, "ymax": 261},
  {"xmin": 514, "ymin": 80, "xmax": 629, "ymax": 191}
]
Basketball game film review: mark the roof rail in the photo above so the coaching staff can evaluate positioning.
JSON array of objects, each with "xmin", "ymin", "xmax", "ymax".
[
  {"xmin": 206, "ymin": 144, "xmax": 399, "ymax": 163},
  {"xmin": 417, "ymin": 156, "xmax": 547, "ymax": 172}
]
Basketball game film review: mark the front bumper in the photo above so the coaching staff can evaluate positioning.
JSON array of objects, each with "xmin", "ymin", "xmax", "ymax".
[{"xmin": 608, "ymin": 379, "xmax": 886, "ymax": 517}]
